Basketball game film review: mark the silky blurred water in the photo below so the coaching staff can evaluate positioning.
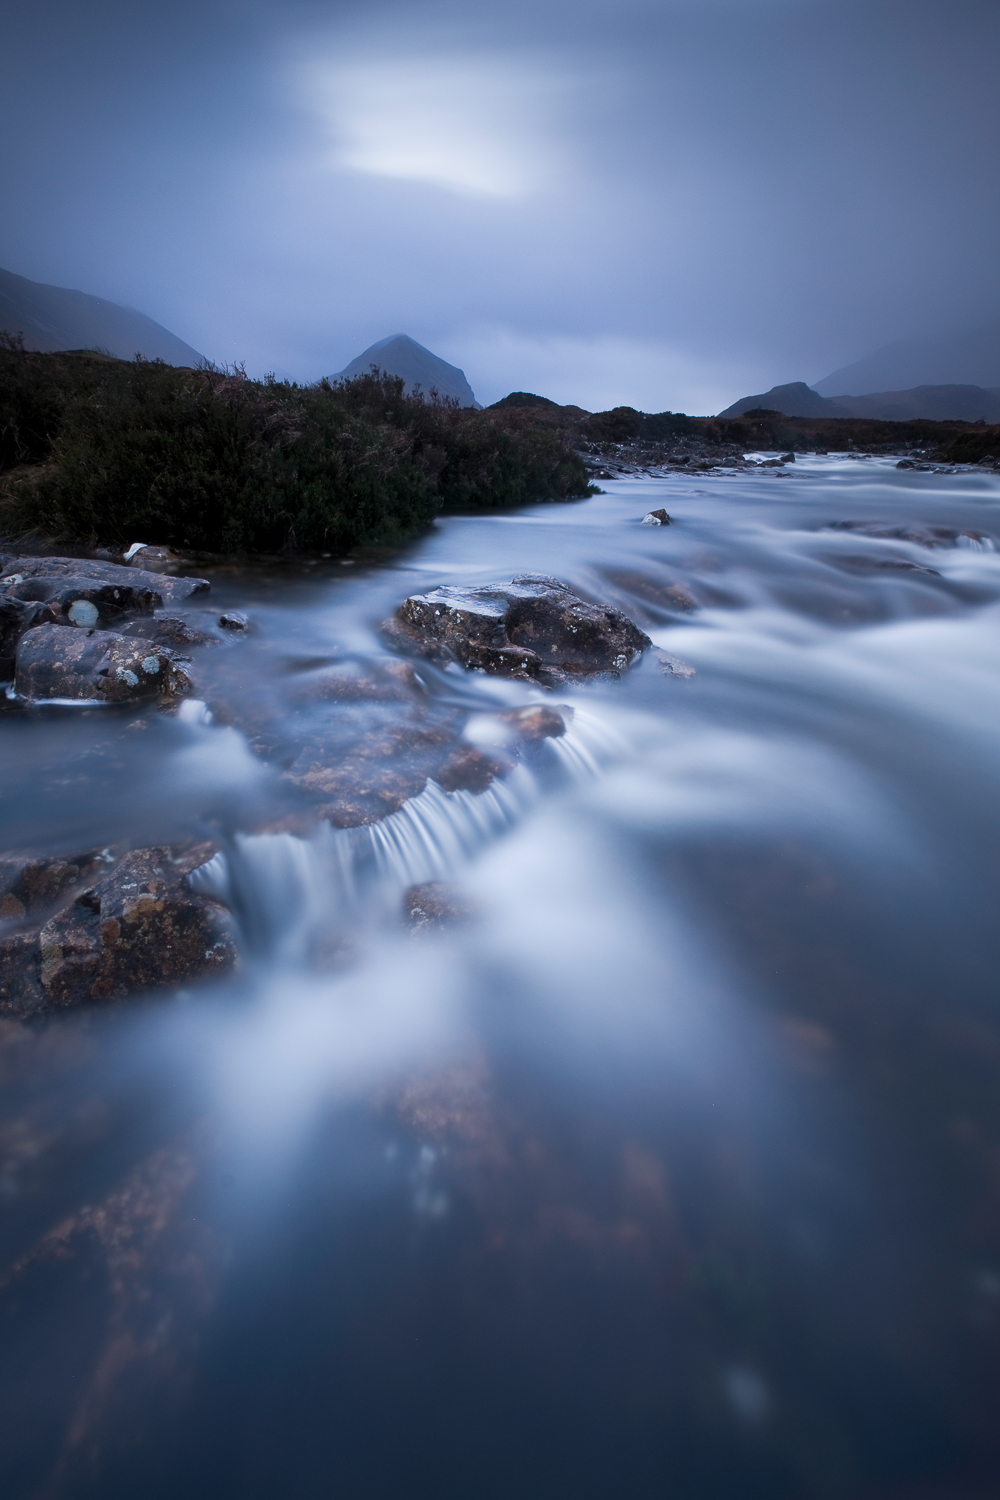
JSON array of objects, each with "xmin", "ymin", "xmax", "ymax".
[{"xmin": 2, "ymin": 457, "xmax": 999, "ymax": 1499}]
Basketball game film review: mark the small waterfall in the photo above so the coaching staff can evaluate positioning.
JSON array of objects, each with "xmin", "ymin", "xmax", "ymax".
[{"xmin": 188, "ymin": 711, "xmax": 618, "ymax": 968}]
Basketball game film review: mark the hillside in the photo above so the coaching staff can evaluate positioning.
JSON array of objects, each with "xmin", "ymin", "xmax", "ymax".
[
  {"xmin": 0, "ymin": 266, "xmax": 204, "ymax": 365},
  {"xmin": 718, "ymin": 379, "xmax": 1000, "ymax": 423},
  {"xmin": 331, "ymin": 335, "xmax": 480, "ymax": 408}
]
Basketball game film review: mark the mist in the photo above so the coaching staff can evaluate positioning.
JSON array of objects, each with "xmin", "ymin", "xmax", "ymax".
[{"xmin": 2, "ymin": 0, "xmax": 998, "ymax": 410}]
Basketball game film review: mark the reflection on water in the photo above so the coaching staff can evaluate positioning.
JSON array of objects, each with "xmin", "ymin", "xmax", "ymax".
[{"xmin": 2, "ymin": 457, "xmax": 1000, "ymax": 1498}]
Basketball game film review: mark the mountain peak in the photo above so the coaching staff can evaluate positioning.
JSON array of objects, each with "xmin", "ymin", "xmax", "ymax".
[{"xmin": 331, "ymin": 335, "xmax": 480, "ymax": 407}]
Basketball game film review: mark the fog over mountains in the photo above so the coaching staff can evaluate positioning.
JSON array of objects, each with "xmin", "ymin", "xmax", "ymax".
[
  {"xmin": 0, "ymin": 267, "xmax": 204, "ymax": 366},
  {"xmin": 814, "ymin": 321, "xmax": 1000, "ymax": 398},
  {"xmin": 719, "ymin": 321, "xmax": 1000, "ymax": 421},
  {"xmin": 3, "ymin": 259, "xmax": 998, "ymax": 425},
  {"xmin": 718, "ymin": 380, "xmax": 1000, "ymax": 423}
]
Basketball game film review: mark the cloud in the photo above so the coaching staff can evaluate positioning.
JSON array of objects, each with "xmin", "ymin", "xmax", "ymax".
[{"xmin": 302, "ymin": 52, "xmax": 570, "ymax": 198}]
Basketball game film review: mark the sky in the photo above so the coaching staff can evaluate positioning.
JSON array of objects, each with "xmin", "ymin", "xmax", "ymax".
[{"xmin": 2, "ymin": 0, "xmax": 998, "ymax": 413}]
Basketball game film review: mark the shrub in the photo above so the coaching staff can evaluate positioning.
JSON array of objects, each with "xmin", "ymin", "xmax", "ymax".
[{"xmin": 0, "ymin": 353, "xmax": 594, "ymax": 554}]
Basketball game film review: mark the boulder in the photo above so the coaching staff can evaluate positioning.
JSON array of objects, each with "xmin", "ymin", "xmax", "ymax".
[
  {"xmin": 641, "ymin": 509, "xmax": 671, "ymax": 526},
  {"xmin": 0, "ymin": 845, "xmax": 237, "ymax": 1017},
  {"xmin": 386, "ymin": 575, "xmax": 650, "ymax": 684},
  {"xmin": 15, "ymin": 622, "xmax": 191, "ymax": 703}
]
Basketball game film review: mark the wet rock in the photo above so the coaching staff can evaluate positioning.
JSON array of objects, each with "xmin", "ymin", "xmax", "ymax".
[
  {"xmin": 282, "ymin": 715, "xmax": 467, "ymax": 826},
  {"xmin": 403, "ymin": 882, "xmax": 476, "ymax": 933},
  {"xmin": 599, "ymin": 567, "xmax": 699, "ymax": 616},
  {"xmin": 652, "ymin": 651, "xmax": 696, "ymax": 679},
  {"xmin": 0, "ymin": 554, "xmax": 209, "ymax": 608},
  {"xmin": 832, "ymin": 555, "xmax": 942, "ymax": 579},
  {"xmin": 288, "ymin": 660, "xmax": 419, "ymax": 707},
  {"xmin": 433, "ymin": 744, "xmax": 504, "ymax": 793},
  {"xmin": 0, "ymin": 849, "xmax": 113, "ymax": 924},
  {"xmin": 0, "ymin": 596, "xmax": 43, "ymax": 678},
  {"xmin": 119, "ymin": 614, "xmax": 219, "ymax": 649},
  {"xmin": 1, "ymin": 574, "xmax": 162, "ymax": 630},
  {"xmin": 387, "ymin": 575, "xmax": 650, "ymax": 684},
  {"xmin": 15, "ymin": 623, "xmax": 191, "ymax": 703},
  {"xmin": 825, "ymin": 520, "xmax": 962, "ymax": 547},
  {"xmin": 123, "ymin": 543, "xmax": 187, "ymax": 572},
  {"xmin": 0, "ymin": 845, "xmax": 236, "ymax": 1017},
  {"xmin": 641, "ymin": 509, "xmax": 672, "ymax": 526},
  {"xmin": 218, "ymin": 610, "xmax": 249, "ymax": 631},
  {"xmin": 472, "ymin": 703, "xmax": 569, "ymax": 744}
]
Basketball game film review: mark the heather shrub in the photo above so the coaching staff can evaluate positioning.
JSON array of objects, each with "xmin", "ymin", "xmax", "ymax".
[{"xmin": 0, "ymin": 353, "xmax": 593, "ymax": 553}]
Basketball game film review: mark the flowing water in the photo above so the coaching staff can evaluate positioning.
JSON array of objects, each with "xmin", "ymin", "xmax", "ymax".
[{"xmin": 2, "ymin": 457, "xmax": 999, "ymax": 1498}]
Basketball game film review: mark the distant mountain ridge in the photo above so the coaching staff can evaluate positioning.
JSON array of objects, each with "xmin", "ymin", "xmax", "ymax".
[
  {"xmin": 331, "ymin": 334, "xmax": 480, "ymax": 407},
  {"xmin": 814, "ymin": 321, "xmax": 1000, "ymax": 397},
  {"xmin": 717, "ymin": 380, "xmax": 1000, "ymax": 423},
  {"xmin": 0, "ymin": 266, "xmax": 204, "ymax": 365}
]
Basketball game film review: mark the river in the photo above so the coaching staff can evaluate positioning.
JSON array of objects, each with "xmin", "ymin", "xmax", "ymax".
[{"xmin": 1, "ymin": 456, "xmax": 999, "ymax": 1498}]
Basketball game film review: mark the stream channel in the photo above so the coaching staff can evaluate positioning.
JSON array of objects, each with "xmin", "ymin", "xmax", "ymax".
[{"xmin": 1, "ymin": 457, "xmax": 999, "ymax": 1498}]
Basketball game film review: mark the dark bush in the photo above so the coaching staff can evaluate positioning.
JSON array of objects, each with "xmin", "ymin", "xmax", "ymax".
[{"xmin": 0, "ymin": 352, "xmax": 594, "ymax": 554}]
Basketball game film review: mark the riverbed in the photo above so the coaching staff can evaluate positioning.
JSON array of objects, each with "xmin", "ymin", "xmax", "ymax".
[{"xmin": 2, "ymin": 457, "xmax": 999, "ymax": 1498}]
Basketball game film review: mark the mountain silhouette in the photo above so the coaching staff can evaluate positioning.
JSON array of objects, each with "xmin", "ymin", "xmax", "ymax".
[
  {"xmin": 0, "ymin": 266, "xmax": 204, "ymax": 364},
  {"xmin": 331, "ymin": 334, "xmax": 480, "ymax": 407}
]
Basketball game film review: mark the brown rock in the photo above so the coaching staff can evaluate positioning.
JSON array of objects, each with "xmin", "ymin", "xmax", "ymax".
[
  {"xmin": 0, "ymin": 845, "xmax": 236, "ymax": 1017},
  {"xmin": 0, "ymin": 849, "xmax": 112, "ymax": 924}
]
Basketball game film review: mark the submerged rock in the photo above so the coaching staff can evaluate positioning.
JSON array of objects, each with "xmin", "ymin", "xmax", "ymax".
[
  {"xmin": 385, "ymin": 575, "xmax": 650, "ymax": 685},
  {"xmin": 403, "ymin": 882, "xmax": 476, "ymax": 934},
  {"xmin": 641, "ymin": 509, "xmax": 672, "ymax": 526},
  {"xmin": 0, "ymin": 845, "xmax": 236, "ymax": 1017},
  {"xmin": 15, "ymin": 623, "xmax": 191, "ymax": 703},
  {"xmin": 0, "ymin": 850, "xmax": 113, "ymax": 924}
]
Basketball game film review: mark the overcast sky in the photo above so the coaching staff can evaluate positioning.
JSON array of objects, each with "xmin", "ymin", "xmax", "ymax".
[{"xmin": 2, "ymin": 0, "xmax": 998, "ymax": 411}]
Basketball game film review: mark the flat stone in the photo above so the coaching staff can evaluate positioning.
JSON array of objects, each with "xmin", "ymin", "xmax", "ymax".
[{"xmin": 0, "ymin": 555, "xmax": 210, "ymax": 607}]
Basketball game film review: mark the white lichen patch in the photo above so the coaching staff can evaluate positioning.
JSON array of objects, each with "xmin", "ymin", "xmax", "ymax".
[{"xmin": 68, "ymin": 599, "xmax": 100, "ymax": 628}]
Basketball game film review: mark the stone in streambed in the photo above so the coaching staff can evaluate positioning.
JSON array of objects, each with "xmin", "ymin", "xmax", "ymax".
[
  {"xmin": 0, "ymin": 849, "xmax": 113, "ymax": 925},
  {"xmin": 641, "ymin": 509, "xmax": 671, "ymax": 526},
  {"xmin": 403, "ymin": 883, "xmax": 476, "ymax": 934},
  {"xmin": 119, "ymin": 615, "xmax": 219, "ymax": 649},
  {"xmin": 15, "ymin": 622, "xmax": 190, "ymax": 703},
  {"xmin": 386, "ymin": 575, "xmax": 650, "ymax": 684},
  {"xmin": 0, "ymin": 845, "xmax": 237, "ymax": 1017}
]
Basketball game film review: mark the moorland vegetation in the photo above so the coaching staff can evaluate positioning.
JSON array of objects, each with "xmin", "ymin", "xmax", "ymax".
[{"xmin": 0, "ymin": 340, "xmax": 593, "ymax": 555}]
